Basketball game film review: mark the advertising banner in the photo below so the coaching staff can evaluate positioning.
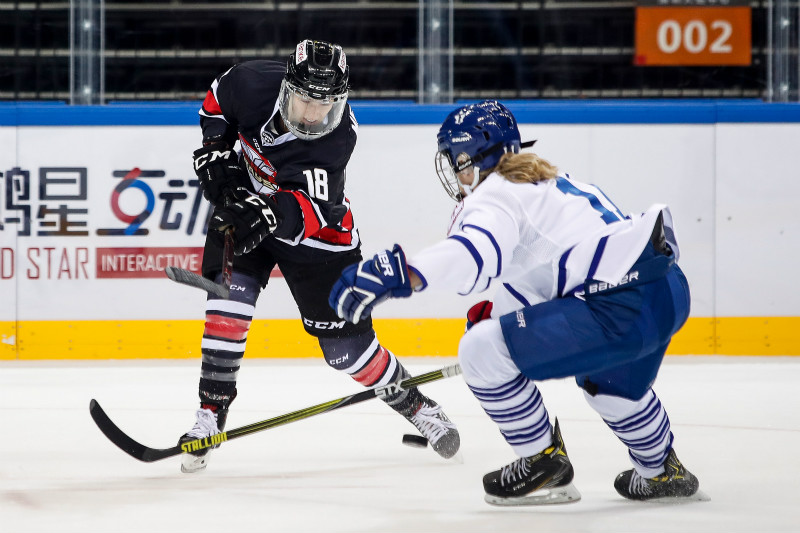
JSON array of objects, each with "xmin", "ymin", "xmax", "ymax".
[{"xmin": 0, "ymin": 127, "xmax": 211, "ymax": 321}]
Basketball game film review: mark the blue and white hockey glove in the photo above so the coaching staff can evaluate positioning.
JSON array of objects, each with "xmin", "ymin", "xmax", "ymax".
[{"xmin": 329, "ymin": 244, "xmax": 413, "ymax": 324}]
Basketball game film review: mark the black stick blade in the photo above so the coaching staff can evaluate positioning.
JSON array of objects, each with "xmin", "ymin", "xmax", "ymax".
[
  {"xmin": 89, "ymin": 399, "xmax": 181, "ymax": 462},
  {"xmin": 165, "ymin": 266, "xmax": 230, "ymax": 299}
]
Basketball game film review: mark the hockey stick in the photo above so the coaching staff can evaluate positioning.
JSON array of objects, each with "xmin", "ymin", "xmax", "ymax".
[
  {"xmin": 165, "ymin": 228, "xmax": 234, "ymax": 299},
  {"xmin": 90, "ymin": 363, "xmax": 462, "ymax": 463}
]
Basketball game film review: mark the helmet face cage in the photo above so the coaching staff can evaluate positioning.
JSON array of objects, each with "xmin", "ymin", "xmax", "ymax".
[
  {"xmin": 434, "ymin": 150, "xmax": 463, "ymax": 202},
  {"xmin": 434, "ymin": 100, "xmax": 521, "ymax": 201},
  {"xmin": 279, "ymin": 40, "xmax": 349, "ymax": 140}
]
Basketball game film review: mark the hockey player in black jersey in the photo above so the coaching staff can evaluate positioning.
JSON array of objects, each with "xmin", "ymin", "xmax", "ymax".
[{"xmin": 178, "ymin": 40, "xmax": 460, "ymax": 473}]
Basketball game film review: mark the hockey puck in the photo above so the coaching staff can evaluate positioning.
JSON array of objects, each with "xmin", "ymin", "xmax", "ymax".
[{"xmin": 402, "ymin": 434, "xmax": 428, "ymax": 448}]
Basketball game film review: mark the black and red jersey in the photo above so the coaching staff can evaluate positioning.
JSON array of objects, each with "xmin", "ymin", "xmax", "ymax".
[{"xmin": 199, "ymin": 60, "xmax": 359, "ymax": 257}]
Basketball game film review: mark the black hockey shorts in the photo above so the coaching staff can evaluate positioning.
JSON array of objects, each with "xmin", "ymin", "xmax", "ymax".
[{"xmin": 202, "ymin": 229, "xmax": 374, "ymax": 340}]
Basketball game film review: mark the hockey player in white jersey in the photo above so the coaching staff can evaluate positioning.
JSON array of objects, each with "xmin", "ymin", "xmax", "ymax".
[{"xmin": 329, "ymin": 100, "xmax": 703, "ymax": 505}]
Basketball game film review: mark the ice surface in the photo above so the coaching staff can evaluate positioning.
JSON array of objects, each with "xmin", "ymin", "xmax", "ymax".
[{"xmin": 1, "ymin": 356, "xmax": 798, "ymax": 532}]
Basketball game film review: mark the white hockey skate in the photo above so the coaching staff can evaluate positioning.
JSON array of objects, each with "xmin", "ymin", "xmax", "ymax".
[
  {"xmin": 397, "ymin": 390, "xmax": 460, "ymax": 460},
  {"xmin": 178, "ymin": 407, "xmax": 224, "ymax": 473},
  {"xmin": 407, "ymin": 400, "xmax": 460, "ymax": 459}
]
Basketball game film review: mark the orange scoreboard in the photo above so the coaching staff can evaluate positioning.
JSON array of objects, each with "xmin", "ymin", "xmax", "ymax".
[{"xmin": 635, "ymin": 0, "xmax": 751, "ymax": 66}]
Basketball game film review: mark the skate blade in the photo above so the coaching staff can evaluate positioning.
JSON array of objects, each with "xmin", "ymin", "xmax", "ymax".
[
  {"xmin": 180, "ymin": 455, "xmax": 210, "ymax": 474},
  {"xmin": 646, "ymin": 489, "xmax": 711, "ymax": 504},
  {"xmin": 485, "ymin": 483, "xmax": 582, "ymax": 506}
]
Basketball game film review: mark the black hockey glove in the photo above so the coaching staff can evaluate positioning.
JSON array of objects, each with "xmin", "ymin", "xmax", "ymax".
[
  {"xmin": 209, "ymin": 195, "xmax": 283, "ymax": 256},
  {"xmin": 193, "ymin": 142, "xmax": 250, "ymax": 206}
]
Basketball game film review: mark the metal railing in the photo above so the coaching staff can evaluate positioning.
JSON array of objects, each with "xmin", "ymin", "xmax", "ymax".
[{"xmin": 2, "ymin": 0, "xmax": 795, "ymax": 102}]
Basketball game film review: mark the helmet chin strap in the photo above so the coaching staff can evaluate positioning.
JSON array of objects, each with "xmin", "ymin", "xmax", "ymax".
[{"xmin": 459, "ymin": 166, "xmax": 482, "ymax": 197}]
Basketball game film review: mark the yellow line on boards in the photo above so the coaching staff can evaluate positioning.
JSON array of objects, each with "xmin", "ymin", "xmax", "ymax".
[{"xmin": 1, "ymin": 317, "xmax": 798, "ymax": 360}]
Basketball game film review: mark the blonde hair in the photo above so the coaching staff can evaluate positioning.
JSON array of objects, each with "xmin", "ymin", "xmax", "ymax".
[{"xmin": 480, "ymin": 152, "xmax": 558, "ymax": 184}]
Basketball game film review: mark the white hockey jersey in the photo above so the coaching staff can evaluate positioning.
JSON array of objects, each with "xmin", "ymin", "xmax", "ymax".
[{"xmin": 408, "ymin": 172, "xmax": 680, "ymax": 316}]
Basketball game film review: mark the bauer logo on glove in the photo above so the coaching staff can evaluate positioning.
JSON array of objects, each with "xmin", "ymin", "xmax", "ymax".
[
  {"xmin": 329, "ymin": 244, "xmax": 413, "ymax": 324},
  {"xmin": 377, "ymin": 250, "xmax": 395, "ymax": 276}
]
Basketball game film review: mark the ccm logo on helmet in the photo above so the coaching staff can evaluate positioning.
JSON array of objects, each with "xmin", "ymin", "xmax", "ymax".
[{"xmin": 307, "ymin": 84, "xmax": 332, "ymax": 92}]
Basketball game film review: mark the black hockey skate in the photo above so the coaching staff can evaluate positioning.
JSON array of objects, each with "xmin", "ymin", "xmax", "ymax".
[
  {"xmin": 178, "ymin": 404, "xmax": 229, "ymax": 473},
  {"xmin": 398, "ymin": 389, "xmax": 460, "ymax": 459},
  {"xmin": 614, "ymin": 448, "xmax": 706, "ymax": 502},
  {"xmin": 483, "ymin": 419, "xmax": 581, "ymax": 506}
]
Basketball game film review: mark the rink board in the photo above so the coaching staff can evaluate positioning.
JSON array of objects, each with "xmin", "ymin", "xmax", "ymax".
[
  {"xmin": 1, "ymin": 316, "xmax": 797, "ymax": 359},
  {"xmin": 1, "ymin": 101, "xmax": 798, "ymax": 359}
]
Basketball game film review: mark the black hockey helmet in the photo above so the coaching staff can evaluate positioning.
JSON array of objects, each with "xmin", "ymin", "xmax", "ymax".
[
  {"xmin": 286, "ymin": 39, "xmax": 349, "ymax": 98},
  {"xmin": 279, "ymin": 40, "xmax": 350, "ymax": 140}
]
